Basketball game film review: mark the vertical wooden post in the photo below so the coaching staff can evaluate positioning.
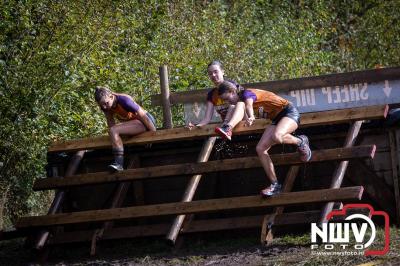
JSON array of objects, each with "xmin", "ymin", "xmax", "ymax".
[
  {"xmin": 159, "ymin": 65, "xmax": 173, "ymax": 129},
  {"xmin": 35, "ymin": 150, "xmax": 86, "ymax": 250},
  {"xmin": 166, "ymin": 137, "xmax": 216, "ymax": 244},
  {"xmin": 319, "ymin": 120, "xmax": 363, "ymax": 224},
  {"xmin": 389, "ymin": 130, "xmax": 400, "ymax": 225}
]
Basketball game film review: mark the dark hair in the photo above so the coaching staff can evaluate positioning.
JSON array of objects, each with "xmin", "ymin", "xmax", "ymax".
[
  {"xmin": 218, "ymin": 80, "xmax": 238, "ymax": 95},
  {"xmin": 94, "ymin": 86, "xmax": 112, "ymax": 102},
  {"xmin": 207, "ymin": 60, "xmax": 224, "ymax": 71}
]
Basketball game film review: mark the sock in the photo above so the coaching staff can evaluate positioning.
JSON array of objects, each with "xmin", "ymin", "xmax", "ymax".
[
  {"xmin": 112, "ymin": 147, "xmax": 124, "ymax": 166},
  {"xmin": 224, "ymin": 124, "xmax": 232, "ymax": 130}
]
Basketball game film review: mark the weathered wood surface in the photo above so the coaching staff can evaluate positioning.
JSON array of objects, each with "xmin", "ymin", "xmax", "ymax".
[
  {"xmin": 49, "ymin": 210, "xmax": 323, "ymax": 245},
  {"xmin": 34, "ymin": 150, "xmax": 86, "ymax": 249},
  {"xmin": 48, "ymin": 105, "xmax": 388, "ymax": 153},
  {"xmin": 34, "ymin": 145, "xmax": 376, "ymax": 190},
  {"xmin": 159, "ymin": 65, "xmax": 173, "ymax": 129},
  {"xmin": 16, "ymin": 186, "xmax": 363, "ymax": 228},
  {"xmin": 320, "ymin": 121, "xmax": 363, "ymax": 224},
  {"xmin": 166, "ymin": 137, "xmax": 216, "ymax": 244},
  {"xmin": 151, "ymin": 67, "xmax": 400, "ymax": 105}
]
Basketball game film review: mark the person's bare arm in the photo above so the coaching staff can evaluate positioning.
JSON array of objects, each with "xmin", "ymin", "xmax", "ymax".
[
  {"xmin": 245, "ymin": 98, "xmax": 255, "ymax": 126},
  {"xmin": 104, "ymin": 111, "xmax": 116, "ymax": 128}
]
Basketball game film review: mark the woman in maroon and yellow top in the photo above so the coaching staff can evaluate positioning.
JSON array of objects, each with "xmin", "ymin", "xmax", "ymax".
[
  {"xmin": 215, "ymin": 81, "xmax": 311, "ymax": 197},
  {"xmin": 95, "ymin": 86, "xmax": 156, "ymax": 172},
  {"xmin": 187, "ymin": 60, "xmax": 244, "ymax": 129}
]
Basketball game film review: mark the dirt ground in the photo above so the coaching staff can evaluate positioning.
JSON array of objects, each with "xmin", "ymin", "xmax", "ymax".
[{"xmin": 1, "ymin": 227, "xmax": 399, "ymax": 266}]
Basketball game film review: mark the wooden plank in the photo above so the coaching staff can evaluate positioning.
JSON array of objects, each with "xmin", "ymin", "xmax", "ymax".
[
  {"xmin": 261, "ymin": 165, "xmax": 300, "ymax": 245},
  {"xmin": 35, "ymin": 145, "xmax": 376, "ymax": 190},
  {"xmin": 15, "ymin": 186, "xmax": 364, "ymax": 228},
  {"xmin": 48, "ymin": 210, "xmax": 326, "ymax": 245},
  {"xmin": 48, "ymin": 105, "xmax": 388, "ymax": 153},
  {"xmin": 320, "ymin": 121, "xmax": 363, "ymax": 224},
  {"xmin": 151, "ymin": 67, "xmax": 400, "ymax": 105},
  {"xmin": 389, "ymin": 130, "xmax": 400, "ymax": 225}
]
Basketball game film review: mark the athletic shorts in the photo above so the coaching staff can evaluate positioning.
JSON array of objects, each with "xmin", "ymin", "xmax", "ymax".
[
  {"xmin": 145, "ymin": 112, "xmax": 157, "ymax": 130},
  {"xmin": 271, "ymin": 103, "xmax": 300, "ymax": 126}
]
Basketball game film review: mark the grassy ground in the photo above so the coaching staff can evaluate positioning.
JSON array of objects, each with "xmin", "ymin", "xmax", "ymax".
[{"xmin": 0, "ymin": 227, "xmax": 399, "ymax": 266}]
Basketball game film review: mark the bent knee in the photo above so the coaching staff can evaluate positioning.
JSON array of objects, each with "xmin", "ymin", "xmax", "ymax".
[
  {"xmin": 272, "ymin": 132, "xmax": 284, "ymax": 144},
  {"xmin": 109, "ymin": 126, "xmax": 119, "ymax": 137},
  {"xmin": 256, "ymin": 144, "xmax": 270, "ymax": 156}
]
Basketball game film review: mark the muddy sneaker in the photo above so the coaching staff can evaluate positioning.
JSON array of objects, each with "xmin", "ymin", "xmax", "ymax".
[
  {"xmin": 260, "ymin": 182, "xmax": 282, "ymax": 197},
  {"xmin": 297, "ymin": 135, "xmax": 312, "ymax": 162},
  {"xmin": 108, "ymin": 162, "xmax": 123, "ymax": 172},
  {"xmin": 215, "ymin": 124, "xmax": 233, "ymax": 141}
]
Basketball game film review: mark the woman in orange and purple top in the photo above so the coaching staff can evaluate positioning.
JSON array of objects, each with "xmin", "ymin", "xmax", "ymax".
[
  {"xmin": 187, "ymin": 61, "xmax": 244, "ymax": 129},
  {"xmin": 215, "ymin": 81, "xmax": 311, "ymax": 197},
  {"xmin": 94, "ymin": 86, "xmax": 156, "ymax": 172}
]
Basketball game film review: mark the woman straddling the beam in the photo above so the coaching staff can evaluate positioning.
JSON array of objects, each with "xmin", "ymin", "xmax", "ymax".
[
  {"xmin": 95, "ymin": 86, "xmax": 156, "ymax": 172},
  {"xmin": 214, "ymin": 81, "xmax": 312, "ymax": 197},
  {"xmin": 187, "ymin": 60, "xmax": 245, "ymax": 129}
]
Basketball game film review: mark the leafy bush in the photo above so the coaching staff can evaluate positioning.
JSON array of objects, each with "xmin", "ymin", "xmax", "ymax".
[{"xmin": 1, "ymin": 0, "xmax": 399, "ymax": 228}]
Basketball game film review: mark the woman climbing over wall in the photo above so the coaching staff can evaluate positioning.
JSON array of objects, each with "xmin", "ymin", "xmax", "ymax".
[
  {"xmin": 214, "ymin": 81, "xmax": 312, "ymax": 197},
  {"xmin": 94, "ymin": 86, "xmax": 156, "ymax": 172}
]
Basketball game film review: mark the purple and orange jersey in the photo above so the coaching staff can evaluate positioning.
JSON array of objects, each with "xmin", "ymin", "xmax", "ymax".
[
  {"xmin": 207, "ymin": 79, "xmax": 243, "ymax": 120},
  {"xmin": 239, "ymin": 89, "xmax": 289, "ymax": 120},
  {"xmin": 106, "ymin": 94, "xmax": 141, "ymax": 121}
]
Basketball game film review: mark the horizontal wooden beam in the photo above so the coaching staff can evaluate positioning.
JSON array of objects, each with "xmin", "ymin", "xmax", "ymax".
[
  {"xmin": 49, "ymin": 210, "xmax": 323, "ymax": 245},
  {"xmin": 48, "ymin": 105, "xmax": 388, "ymax": 153},
  {"xmin": 16, "ymin": 186, "xmax": 363, "ymax": 228},
  {"xmin": 34, "ymin": 145, "xmax": 376, "ymax": 191},
  {"xmin": 151, "ymin": 67, "xmax": 400, "ymax": 105}
]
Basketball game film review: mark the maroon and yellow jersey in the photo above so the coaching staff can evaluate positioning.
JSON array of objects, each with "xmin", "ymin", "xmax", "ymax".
[
  {"xmin": 239, "ymin": 89, "xmax": 289, "ymax": 119},
  {"xmin": 207, "ymin": 79, "xmax": 243, "ymax": 120},
  {"xmin": 107, "ymin": 94, "xmax": 140, "ymax": 121}
]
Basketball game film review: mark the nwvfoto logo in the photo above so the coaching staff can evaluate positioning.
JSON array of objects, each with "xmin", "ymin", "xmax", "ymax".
[{"xmin": 310, "ymin": 204, "xmax": 390, "ymax": 256}]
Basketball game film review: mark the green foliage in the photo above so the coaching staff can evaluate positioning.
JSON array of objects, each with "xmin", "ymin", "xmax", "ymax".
[{"xmin": 0, "ymin": 0, "xmax": 399, "ymax": 227}]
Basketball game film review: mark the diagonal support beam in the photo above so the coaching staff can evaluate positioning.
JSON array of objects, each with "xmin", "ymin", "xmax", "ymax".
[
  {"xmin": 166, "ymin": 137, "xmax": 216, "ymax": 244},
  {"xmin": 89, "ymin": 155, "xmax": 140, "ymax": 256},
  {"xmin": 261, "ymin": 165, "xmax": 300, "ymax": 245},
  {"xmin": 34, "ymin": 150, "xmax": 86, "ymax": 250},
  {"xmin": 319, "ymin": 121, "xmax": 363, "ymax": 225}
]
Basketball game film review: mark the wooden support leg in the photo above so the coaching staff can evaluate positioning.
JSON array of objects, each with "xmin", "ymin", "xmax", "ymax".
[
  {"xmin": 35, "ymin": 150, "xmax": 86, "ymax": 250},
  {"xmin": 90, "ymin": 155, "xmax": 140, "ymax": 256},
  {"xmin": 319, "ymin": 120, "xmax": 363, "ymax": 225},
  {"xmin": 260, "ymin": 165, "xmax": 300, "ymax": 245},
  {"xmin": 166, "ymin": 137, "xmax": 216, "ymax": 245},
  {"xmin": 389, "ymin": 130, "xmax": 400, "ymax": 225}
]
